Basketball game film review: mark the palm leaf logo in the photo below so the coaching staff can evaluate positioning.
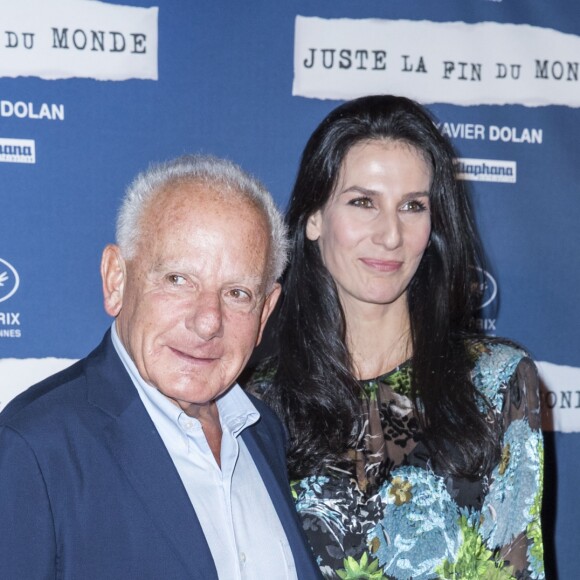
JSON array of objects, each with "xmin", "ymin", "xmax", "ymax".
[{"xmin": 0, "ymin": 258, "xmax": 20, "ymax": 302}]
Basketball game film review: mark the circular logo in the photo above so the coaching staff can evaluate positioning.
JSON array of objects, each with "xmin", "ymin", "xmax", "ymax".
[
  {"xmin": 0, "ymin": 258, "xmax": 20, "ymax": 303},
  {"xmin": 476, "ymin": 268, "xmax": 497, "ymax": 310}
]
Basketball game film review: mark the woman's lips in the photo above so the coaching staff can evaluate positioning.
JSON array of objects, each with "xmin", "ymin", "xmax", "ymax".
[{"xmin": 359, "ymin": 258, "xmax": 403, "ymax": 272}]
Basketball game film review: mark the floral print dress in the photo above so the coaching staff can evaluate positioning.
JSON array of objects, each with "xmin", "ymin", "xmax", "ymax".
[{"xmin": 251, "ymin": 341, "xmax": 544, "ymax": 579}]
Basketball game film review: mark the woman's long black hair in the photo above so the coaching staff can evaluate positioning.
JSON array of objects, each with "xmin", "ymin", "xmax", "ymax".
[{"xmin": 264, "ymin": 95, "xmax": 500, "ymax": 480}]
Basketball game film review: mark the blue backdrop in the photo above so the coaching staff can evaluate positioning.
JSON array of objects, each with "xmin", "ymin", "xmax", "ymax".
[{"xmin": 1, "ymin": 1, "xmax": 578, "ymax": 577}]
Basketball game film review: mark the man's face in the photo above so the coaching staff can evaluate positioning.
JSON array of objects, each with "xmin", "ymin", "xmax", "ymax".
[{"xmin": 102, "ymin": 183, "xmax": 280, "ymax": 415}]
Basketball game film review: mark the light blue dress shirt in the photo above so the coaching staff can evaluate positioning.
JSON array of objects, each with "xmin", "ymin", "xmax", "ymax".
[{"xmin": 111, "ymin": 324, "xmax": 298, "ymax": 579}]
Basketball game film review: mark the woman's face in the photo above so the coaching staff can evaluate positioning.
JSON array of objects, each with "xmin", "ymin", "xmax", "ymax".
[{"xmin": 306, "ymin": 139, "xmax": 432, "ymax": 312}]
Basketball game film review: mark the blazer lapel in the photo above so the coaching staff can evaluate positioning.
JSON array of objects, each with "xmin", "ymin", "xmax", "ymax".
[
  {"xmin": 87, "ymin": 333, "xmax": 218, "ymax": 579},
  {"xmin": 242, "ymin": 424, "xmax": 322, "ymax": 579}
]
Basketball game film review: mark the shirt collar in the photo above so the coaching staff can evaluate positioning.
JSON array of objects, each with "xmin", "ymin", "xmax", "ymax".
[{"xmin": 110, "ymin": 322, "xmax": 260, "ymax": 435}]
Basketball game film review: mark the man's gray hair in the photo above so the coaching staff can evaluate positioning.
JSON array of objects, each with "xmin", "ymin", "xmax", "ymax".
[{"xmin": 116, "ymin": 154, "xmax": 288, "ymax": 285}]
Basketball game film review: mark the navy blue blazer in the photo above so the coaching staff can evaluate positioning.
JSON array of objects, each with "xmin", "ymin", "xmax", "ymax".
[{"xmin": 0, "ymin": 332, "xmax": 321, "ymax": 579}]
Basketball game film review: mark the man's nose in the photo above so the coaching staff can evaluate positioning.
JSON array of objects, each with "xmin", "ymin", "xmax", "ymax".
[{"xmin": 185, "ymin": 291, "xmax": 224, "ymax": 340}]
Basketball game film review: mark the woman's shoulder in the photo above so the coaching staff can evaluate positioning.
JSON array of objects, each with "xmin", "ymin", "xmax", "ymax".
[
  {"xmin": 466, "ymin": 337, "xmax": 533, "ymax": 411},
  {"xmin": 467, "ymin": 337, "xmax": 530, "ymax": 374}
]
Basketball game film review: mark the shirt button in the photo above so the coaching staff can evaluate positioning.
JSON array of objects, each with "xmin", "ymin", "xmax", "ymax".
[{"xmin": 240, "ymin": 552, "xmax": 246, "ymax": 564}]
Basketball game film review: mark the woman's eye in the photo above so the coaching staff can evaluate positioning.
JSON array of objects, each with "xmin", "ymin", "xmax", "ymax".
[
  {"xmin": 349, "ymin": 197, "xmax": 374, "ymax": 208},
  {"xmin": 401, "ymin": 199, "xmax": 428, "ymax": 212},
  {"xmin": 167, "ymin": 274, "xmax": 186, "ymax": 285}
]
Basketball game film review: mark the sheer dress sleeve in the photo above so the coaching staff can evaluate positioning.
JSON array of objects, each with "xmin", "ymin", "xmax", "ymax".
[{"xmin": 479, "ymin": 354, "xmax": 545, "ymax": 579}]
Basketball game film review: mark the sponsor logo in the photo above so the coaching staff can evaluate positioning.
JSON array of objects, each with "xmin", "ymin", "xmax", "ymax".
[
  {"xmin": 0, "ymin": 314, "xmax": 21, "ymax": 336},
  {"xmin": 474, "ymin": 268, "xmax": 497, "ymax": 333},
  {"xmin": 0, "ymin": 100, "xmax": 64, "ymax": 121},
  {"xmin": 0, "ymin": 137, "xmax": 35, "ymax": 163},
  {"xmin": 455, "ymin": 158, "xmax": 516, "ymax": 183},
  {"xmin": 477, "ymin": 269, "xmax": 498, "ymax": 309},
  {"xmin": 489, "ymin": 125, "xmax": 541, "ymax": 144},
  {"xmin": 0, "ymin": 258, "xmax": 20, "ymax": 303},
  {"xmin": 437, "ymin": 122, "xmax": 542, "ymax": 144},
  {"xmin": 0, "ymin": 258, "xmax": 21, "ymax": 339}
]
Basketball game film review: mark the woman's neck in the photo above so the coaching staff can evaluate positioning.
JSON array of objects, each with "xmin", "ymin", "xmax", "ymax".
[{"xmin": 342, "ymin": 296, "xmax": 411, "ymax": 380}]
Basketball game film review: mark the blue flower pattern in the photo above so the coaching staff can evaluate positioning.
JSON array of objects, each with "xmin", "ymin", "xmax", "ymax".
[
  {"xmin": 369, "ymin": 466, "xmax": 460, "ymax": 579},
  {"xmin": 480, "ymin": 420, "xmax": 541, "ymax": 547},
  {"xmin": 291, "ymin": 341, "xmax": 544, "ymax": 579},
  {"xmin": 472, "ymin": 343, "xmax": 523, "ymax": 413}
]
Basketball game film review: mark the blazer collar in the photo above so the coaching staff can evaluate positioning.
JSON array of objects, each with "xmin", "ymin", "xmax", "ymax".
[
  {"xmin": 84, "ymin": 331, "xmax": 320, "ymax": 579},
  {"xmin": 242, "ymin": 425, "xmax": 322, "ymax": 579},
  {"xmin": 85, "ymin": 331, "xmax": 219, "ymax": 578}
]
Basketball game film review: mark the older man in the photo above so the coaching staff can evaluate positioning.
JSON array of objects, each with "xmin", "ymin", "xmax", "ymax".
[{"xmin": 0, "ymin": 156, "xmax": 321, "ymax": 579}]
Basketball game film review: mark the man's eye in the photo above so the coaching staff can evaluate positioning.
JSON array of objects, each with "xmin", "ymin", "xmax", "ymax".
[
  {"xmin": 228, "ymin": 288, "xmax": 251, "ymax": 301},
  {"xmin": 167, "ymin": 274, "xmax": 186, "ymax": 285}
]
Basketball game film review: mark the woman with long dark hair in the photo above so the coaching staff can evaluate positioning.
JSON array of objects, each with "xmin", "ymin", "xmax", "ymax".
[{"xmin": 249, "ymin": 95, "xmax": 544, "ymax": 579}]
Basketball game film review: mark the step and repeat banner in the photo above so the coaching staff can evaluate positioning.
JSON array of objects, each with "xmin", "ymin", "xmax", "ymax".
[{"xmin": 1, "ymin": 0, "xmax": 578, "ymax": 577}]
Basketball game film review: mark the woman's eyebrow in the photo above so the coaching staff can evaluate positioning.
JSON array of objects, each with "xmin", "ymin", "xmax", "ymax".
[{"xmin": 338, "ymin": 185, "xmax": 430, "ymax": 199}]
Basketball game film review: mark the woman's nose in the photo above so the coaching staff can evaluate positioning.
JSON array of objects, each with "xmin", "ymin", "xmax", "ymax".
[{"xmin": 371, "ymin": 211, "xmax": 402, "ymax": 249}]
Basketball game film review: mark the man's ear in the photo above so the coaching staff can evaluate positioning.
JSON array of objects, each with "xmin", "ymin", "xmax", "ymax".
[
  {"xmin": 101, "ymin": 244, "xmax": 126, "ymax": 317},
  {"xmin": 256, "ymin": 283, "xmax": 282, "ymax": 346},
  {"xmin": 305, "ymin": 210, "xmax": 322, "ymax": 241}
]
